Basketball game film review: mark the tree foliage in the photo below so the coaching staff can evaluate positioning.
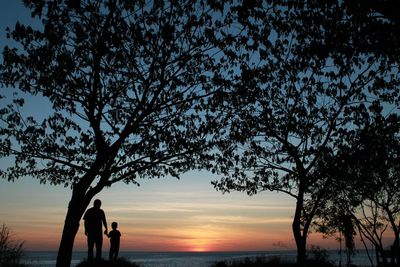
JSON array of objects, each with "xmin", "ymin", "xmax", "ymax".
[
  {"xmin": 318, "ymin": 112, "xmax": 400, "ymax": 266},
  {"xmin": 0, "ymin": 0, "xmax": 230, "ymax": 266},
  {"xmin": 1, "ymin": 0, "xmax": 226, "ymax": 188},
  {"xmin": 345, "ymin": 0, "xmax": 400, "ymax": 59},
  {"xmin": 210, "ymin": 0, "xmax": 400, "ymax": 264}
]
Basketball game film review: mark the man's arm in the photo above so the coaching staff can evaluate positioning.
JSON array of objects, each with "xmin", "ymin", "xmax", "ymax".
[
  {"xmin": 83, "ymin": 212, "xmax": 88, "ymax": 236},
  {"xmin": 102, "ymin": 210, "xmax": 108, "ymax": 234}
]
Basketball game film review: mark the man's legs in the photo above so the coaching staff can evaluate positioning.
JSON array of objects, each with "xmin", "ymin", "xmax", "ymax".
[
  {"xmin": 87, "ymin": 235, "xmax": 94, "ymax": 262},
  {"xmin": 94, "ymin": 234, "xmax": 103, "ymax": 260}
]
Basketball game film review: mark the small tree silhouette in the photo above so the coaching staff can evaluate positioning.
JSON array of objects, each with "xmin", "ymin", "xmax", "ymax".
[{"xmin": 0, "ymin": 224, "xmax": 25, "ymax": 267}]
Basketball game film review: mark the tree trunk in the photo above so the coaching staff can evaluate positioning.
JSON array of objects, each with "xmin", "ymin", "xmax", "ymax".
[
  {"xmin": 391, "ymin": 231, "xmax": 400, "ymax": 266},
  {"xmin": 56, "ymin": 193, "xmax": 90, "ymax": 267},
  {"xmin": 292, "ymin": 187, "xmax": 307, "ymax": 266},
  {"xmin": 295, "ymin": 237, "xmax": 307, "ymax": 266}
]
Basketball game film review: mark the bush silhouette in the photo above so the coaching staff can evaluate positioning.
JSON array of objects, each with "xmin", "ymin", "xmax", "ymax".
[
  {"xmin": 211, "ymin": 256, "xmax": 336, "ymax": 267},
  {"xmin": 0, "ymin": 224, "xmax": 26, "ymax": 267}
]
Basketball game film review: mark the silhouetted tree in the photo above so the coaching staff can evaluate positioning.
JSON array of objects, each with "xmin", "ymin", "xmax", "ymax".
[
  {"xmin": 0, "ymin": 1, "xmax": 229, "ymax": 266},
  {"xmin": 211, "ymin": 1, "xmax": 400, "ymax": 265},
  {"xmin": 317, "ymin": 209, "xmax": 356, "ymax": 267},
  {"xmin": 320, "ymin": 111, "xmax": 400, "ymax": 267},
  {"xmin": 345, "ymin": 0, "xmax": 400, "ymax": 59},
  {"xmin": 347, "ymin": 0, "xmax": 400, "ymax": 25}
]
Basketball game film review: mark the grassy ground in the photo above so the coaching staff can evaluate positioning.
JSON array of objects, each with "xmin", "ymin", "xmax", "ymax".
[
  {"xmin": 75, "ymin": 257, "xmax": 338, "ymax": 267},
  {"xmin": 75, "ymin": 258, "xmax": 140, "ymax": 267},
  {"xmin": 211, "ymin": 256, "xmax": 337, "ymax": 267},
  {"xmin": 75, "ymin": 256, "xmax": 356, "ymax": 267}
]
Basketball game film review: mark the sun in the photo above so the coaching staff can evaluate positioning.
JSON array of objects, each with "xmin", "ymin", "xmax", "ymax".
[
  {"xmin": 191, "ymin": 246, "xmax": 207, "ymax": 252},
  {"xmin": 180, "ymin": 227, "xmax": 221, "ymax": 252},
  {"xmin": 185, "ymin": 238, "xmax": 212, "ymax": 252}
]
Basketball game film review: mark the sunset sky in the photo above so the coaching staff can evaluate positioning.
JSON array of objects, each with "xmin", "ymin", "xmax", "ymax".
[{"xmin": 0, "ymin": 0, "xmax": 337, "ymax": 252}]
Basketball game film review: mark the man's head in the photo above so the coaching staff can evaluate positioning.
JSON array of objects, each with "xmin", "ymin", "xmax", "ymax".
[{"xmin": 93, "ymin": 199, "xmax": 101, "ymax": 209}]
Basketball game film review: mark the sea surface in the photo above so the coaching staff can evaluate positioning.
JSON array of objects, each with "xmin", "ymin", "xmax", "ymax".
[{"xmin": 22, "ymin": 250, "xmax": 376, "ymax": 267}]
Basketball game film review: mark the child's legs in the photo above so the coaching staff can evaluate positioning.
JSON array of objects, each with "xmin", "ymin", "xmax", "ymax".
[
  {"xmin": 109, "ymin": 245, "xmax": 119, "ymax": 261},
  {"xmin": 114, "ymin": 245, "xmax": 119, "ymax": 260},
  {"xmin": 109, "ymin": 247, "xmax": 113, "ymax": 261},
  {"xmin": 109, "ymin": 248, "xmax": 116, "ymax": 261}
]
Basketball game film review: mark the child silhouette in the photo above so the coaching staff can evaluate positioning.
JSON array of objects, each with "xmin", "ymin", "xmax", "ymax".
[{"xmin": 105, "ymin": 221, "xmax": 121, "ymax": 262}]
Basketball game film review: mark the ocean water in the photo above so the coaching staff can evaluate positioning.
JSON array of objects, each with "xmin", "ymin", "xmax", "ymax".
[{"xmin": 22, "ymin": 250, "xmax": 375, "ymax": 267}]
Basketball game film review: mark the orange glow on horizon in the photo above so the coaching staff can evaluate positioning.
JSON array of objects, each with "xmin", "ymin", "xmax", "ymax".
[
  {"xmin": 189, "ymin": 246, "xmax": 208, "ymax": 252},
  {"xmin": 16, "ymin": 223, "xmax": 344, "ymax": 252},
  {"xmin": 1, "ymin": 172, "xmax": 343, "ymax": 252}
]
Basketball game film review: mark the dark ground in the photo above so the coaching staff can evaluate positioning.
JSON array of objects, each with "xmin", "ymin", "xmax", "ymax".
[{"xmin": 76, "ymin": 256, "xmax": 341, "ymax": 267}]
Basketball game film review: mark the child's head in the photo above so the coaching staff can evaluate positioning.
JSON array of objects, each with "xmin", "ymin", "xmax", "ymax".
[{"xmin": 111, "ymin": 222, "xmax": 118, "ymax": 229}]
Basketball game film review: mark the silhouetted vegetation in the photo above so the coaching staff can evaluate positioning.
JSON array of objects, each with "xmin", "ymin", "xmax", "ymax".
[
  {"xmin": 0, "ymin": 224, "xmax": 26, "ymax": 267},
  {"xmin": 76, "ymin": 258, "xmax": 140, "ymax": 267},
  {"xmin": 210, "ymin": 1, "xmax": 400, "ymax": 265},
  {"xmin": 317, "ymin": 113, "xmax": 400, "ymax": 267},
  {"xmin": 2, "ymin": 1, "xmax": 400, "ymax": 267},
  {"xmin": 211, "ymin": 256, "xmax": 336, "ymax": 267},
  {"xmin": 345, "ymin": 0, "xmax": 400, "ymax": 57},
  {"xmin": 0, "ymin": 0, "xmax": 230, "ymax": 266}
]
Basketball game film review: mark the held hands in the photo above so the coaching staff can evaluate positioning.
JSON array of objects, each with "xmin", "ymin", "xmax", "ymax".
[{"xmin": 104, "ymin": 229, "xmax": 108, "ymax": 235}]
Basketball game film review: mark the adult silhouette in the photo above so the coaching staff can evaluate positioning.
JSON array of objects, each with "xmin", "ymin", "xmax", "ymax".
[{"xmin": 83, "ymin": 199, "xmax": 108, "ymax": 261}]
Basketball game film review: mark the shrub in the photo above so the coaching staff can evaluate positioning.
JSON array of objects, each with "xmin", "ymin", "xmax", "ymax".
[
  {"xmin": 211, "ymin": 254, "xmax": 337, "ymax": 267},
  {"xmin": 0, "ymin": 224, "xmax": 26, "ymax": 267},
  {"xmin": 307, "ymin": 245, "xmax": 335, "ymax": 267},
  {"xmin": 211, "ymin": 256, "xmax": 294, "ymax": 267}
]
